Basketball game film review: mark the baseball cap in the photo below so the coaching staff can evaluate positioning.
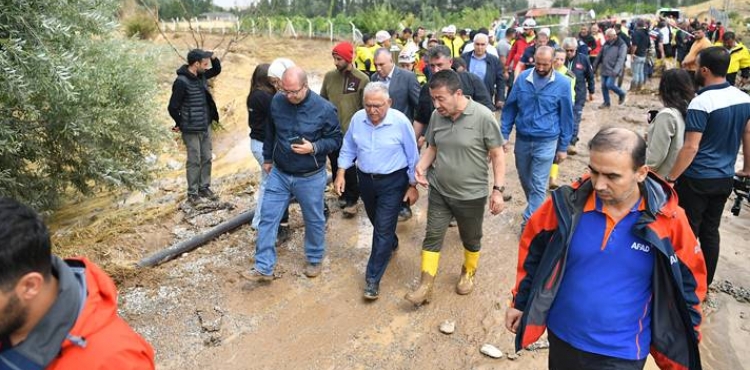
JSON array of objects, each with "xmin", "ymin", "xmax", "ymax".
[
  {"xmin": 398, "ymin": 51, "xmax": 416, "ymax": 64},
  {"xmin": 445, "ymin": 25, "xmax": 457, "ymax": 34},
  {"xmin": 539, "ymin": 28, "xmax": 550, "ymax": 37},
  {"xmin": 187, "ymin": 49, "xmax": 213, "ymax": 64},
  {"xmin": 375, "ymin": 30, "xmax": 391, "ymax": 44}
]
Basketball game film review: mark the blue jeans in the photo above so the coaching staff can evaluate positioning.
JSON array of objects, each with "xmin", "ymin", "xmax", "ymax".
[
  {"xmin": 601, "ymin": 75, "xmax": 626, "ymax": 105},
  {"xmin": 250, "ymin": 139, "xmax": 289, "ymax": 230},
  {"xmin": 254, "ymin": 167, "xmax": 327, "ymax": 275},
  {"xmin": 632, "ymin": 56, "xmax": 646, "ymax": 86},
  {"xmin": 572, "ymin": 95, "xmax": 585, "ymax": 143},
  {"xmin": 358, "ymin": 168, "xmax": 408, "ymax": 285},
  {"xmin": 514, "ymin": 137, "xmax": 557, "ymax": 222}
]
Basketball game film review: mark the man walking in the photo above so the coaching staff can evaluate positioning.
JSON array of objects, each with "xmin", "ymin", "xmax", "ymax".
[
  {"xmin": 561, "ymin": 37, "xmax": 595, "ymax": 154},
  {"xmin": 666, "ymin": 46, "xmax": 750, "ymax": 286},
  {"xmin": 168, "ymin": 49, "xmax": 221, "ymax": 205},
  {"xmin": 405, "ymin": 70, "xmax": 506, "ymax": 306},
  {"xmin": 0, "ymin": 197, "xmax": 155, "ymax": 369},
  {"xmin": 371, "ymin": 47, "xmax": 420, "ymax": 221},
  {"xmin": 462, "ymin": 33, "xmax": 506, "ymax": 110},
  {"xmin": 593, "ymin": 29, "xmax": 628, "ymax": 109},
  {"xmin": 506, "ymin": 128, "xmax": 706, "ymax": 370},
  {"xmin": 245, "ymin": 67, "xmax": 342, "ymax": 281},
  {"xmin": 321, "ymin": 41, "xmax": 369, "ymax": 216},
  {"xmin": 501, "ymin": 46, "xmax": 573, "ymax": 227},
  {"xmin": 630, "ymin": 20, "xmax": 650, "ymax": 91},
  {"xmin": 335, "ymin": 82, "xmax": 420, "ymax": 300}
]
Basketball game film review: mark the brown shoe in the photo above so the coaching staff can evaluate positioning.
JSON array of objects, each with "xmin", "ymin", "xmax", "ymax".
[
  {"xmin": 239, "ymin": 268, "xmax": 274, "ymax": 282},
  {"xmin": 304, "ymin": 262, "xmax": 322, "ymax": 278},
  {"xmin": 342, "ymin": 202, "xmax": 358, "ymax": 217},
  {"xmin": 549, "ymin": 177, "xmax": 559, "ymax": 190},
  {"xmin": 567, "ymin": 145, "xmax": 578, "ymax": 155},
  {"xmin": 456, "ymin": 267, "xmax": 475, "ymax": 295}
]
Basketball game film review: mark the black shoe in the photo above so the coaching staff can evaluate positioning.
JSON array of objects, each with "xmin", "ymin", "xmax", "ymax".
[
  {"xmin": 598, "ymin": 103, "xmax": 611, "ymax": 109},
  {"xmin": 364, "ymin": 281, "xmax": 379, "ymax": 300},
  {"xmin": 276, "ymin": 225, "xmax": 290, "ymax": 244},
  {"xmin": 397, "ymin": 206, "xmax": 413, "ymax": 222},
  {"xmin": 618, "ymin": 93, "xmax": 627, "ymax": 105},
  {"xmin": 187, "ymin": 193, "xmax": 201, "ymax": 206},
  {"xmin": 199, "ymin": 188, "xmax": 219, "ymax": 201},
  {"xmin": 324, "ymin": 204, "xmax": 330, "ymax": 221},
  {"xmin": 337, "ymin": 198, "xmax": 348, "ymax": 208}
]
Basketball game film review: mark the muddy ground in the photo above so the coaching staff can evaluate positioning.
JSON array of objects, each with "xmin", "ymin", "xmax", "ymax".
[{"xmin": 50, "ymin": 36, "xmax": 750, "ymax": 369}]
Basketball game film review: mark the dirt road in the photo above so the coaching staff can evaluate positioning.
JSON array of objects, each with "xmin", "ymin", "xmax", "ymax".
[{"xmin": 49, "ymin": 36, "xmax": 750, "ymax": 369}]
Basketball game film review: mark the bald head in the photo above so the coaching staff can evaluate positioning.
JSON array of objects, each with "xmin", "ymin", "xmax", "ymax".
[
  {"xmin": 535, "ymin": 45, "xmax": 555, "ymax": 59},
  {"xmin": 282, "ymin": 66, "xmax": 307, "ymax": 86},
  {"xmin": 588, "ymin": 127, "xmax": 647, "ymax": 170}
]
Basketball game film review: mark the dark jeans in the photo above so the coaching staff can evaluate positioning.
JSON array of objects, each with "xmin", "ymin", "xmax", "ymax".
[
  {"xmin": 548, "ymin": 330, "xmax": 647, "ymax": 370},
  {"xmin": 423, "ymin": 187, "xmax": 486, "ymax": 252},
  {"xmin": 182, "ymin": 131, "xmax": 212, "ymax": 195},
  {"xmin": 675, "ymin": 175, "xmax": 733, "ymax": 285},
  {"xmin": 358, "ymin": 168, "xmax": 408, "ymax": 284},
  {"xmin": 329, "ymin": 149, "xmax": 359, "ymax": 203},
  {"xmin": 572, "ymin": 95, "xmax": 586, "ymax": 143}
]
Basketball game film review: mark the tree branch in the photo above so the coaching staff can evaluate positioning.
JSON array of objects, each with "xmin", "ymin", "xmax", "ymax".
[
  {"xmin": 178, "ymin": 1, "xmax": 201, "ymax": 48},
  {"xmin": 137, "ymin": 0, "xmax": 183, "ymax": 61}
]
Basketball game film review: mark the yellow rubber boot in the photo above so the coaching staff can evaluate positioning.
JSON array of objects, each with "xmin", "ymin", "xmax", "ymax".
[
  {"xmin": 457, "ymin": 250, "xmax": 480, "ymax": 295},
  {"xmin": 405, "ymin": 251, "xmax": 440, "ymax": 305},
  {"xmin": 549, "ymin": 163, "xmax": 560, "ymax": 190}
]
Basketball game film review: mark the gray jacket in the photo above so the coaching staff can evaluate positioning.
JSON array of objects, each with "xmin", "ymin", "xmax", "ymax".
[{"xmin": 594, "ymin": 37, "xmax": 627, "ymax": 77}]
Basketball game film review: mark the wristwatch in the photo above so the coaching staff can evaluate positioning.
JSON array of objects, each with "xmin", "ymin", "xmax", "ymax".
[
  {"xmin": 493, "ymin": 185, "xmax": 505, "ymax": 193},
  {"xmin": 665, "ymin": 175, "xmax": 676, "ymax": 183}
]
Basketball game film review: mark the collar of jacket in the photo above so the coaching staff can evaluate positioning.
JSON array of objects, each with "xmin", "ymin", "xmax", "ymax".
[{"xmin": 6, "ymin": 256, "xmax": 83, "ymax": 367}]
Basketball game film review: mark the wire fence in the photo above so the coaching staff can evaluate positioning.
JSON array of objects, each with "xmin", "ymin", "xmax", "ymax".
[{"xmin": 159, "ymin": 17, "xmax": 362, "ymax": 42}]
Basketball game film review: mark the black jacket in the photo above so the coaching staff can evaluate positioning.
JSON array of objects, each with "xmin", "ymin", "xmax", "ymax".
[
  {"xmin": 461, "ymin": 51, "xmax": 506, "ymax": 103},
  {"xmin": 168, "ymin": 58, "xmax": 221, "ymax": 132}
]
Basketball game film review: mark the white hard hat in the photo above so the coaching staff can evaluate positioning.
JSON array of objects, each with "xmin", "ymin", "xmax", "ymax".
[
  {"xmin": 522, "ymin": 18, "xmax": 537, "ymax": 27},
  {"xmin": 268, "ymin": 58, "xmax": 295, "ymax": 79},
  {"xmin": 375, "ymin": 30, "xmax": 391, "ymax": 44}
]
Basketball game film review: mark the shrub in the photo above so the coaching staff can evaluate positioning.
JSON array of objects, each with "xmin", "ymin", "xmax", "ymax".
[{"xmin": 124, "ymin": 13, "xmax": 158, "ymax": 40}]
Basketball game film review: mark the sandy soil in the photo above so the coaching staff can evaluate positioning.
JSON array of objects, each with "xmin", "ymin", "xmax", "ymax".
[{"xmin": 49, "ymin": 35, "xmax": 750, "ymax": 369}]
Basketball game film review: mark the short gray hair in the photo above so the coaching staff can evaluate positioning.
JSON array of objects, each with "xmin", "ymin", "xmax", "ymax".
[
  {"xmin": 562, "ymin": 37, "xmax": 578, "ymax": 49},
  {"xmin": 605, "ymin": 28, "xmax": 617, "ymax": 37},
  {"xmin": 363, "ymin": 81, "xmax": 390, "ymax": 99},
  {"xmin": 473, "ymin": 33, "xmax": 489, "ymax": 43},
  {"xmin": 373, "ymin": 48, "xmax": 392, "ymax": 61}
]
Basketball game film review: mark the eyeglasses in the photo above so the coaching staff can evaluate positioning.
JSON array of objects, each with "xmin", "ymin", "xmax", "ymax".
[
  {"xmin": 279, "ymin": 85, "xmax": 306, "ymax": 96},
  {"xmin": 565, "ymin": 49, "xmax": 576, "ymax": 53}
]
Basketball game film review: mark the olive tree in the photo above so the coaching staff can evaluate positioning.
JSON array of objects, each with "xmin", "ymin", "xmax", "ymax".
[{"xmin": 0, "ymin": 0, "xmax": 165, "ymax": 210}]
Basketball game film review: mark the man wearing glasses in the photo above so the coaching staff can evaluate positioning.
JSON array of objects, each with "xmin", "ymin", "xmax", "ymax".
[
  {"xmin": 245, "ymin": 66, "xmax": 342, "ymax": 282},
  {"xmin": 335, "ymin": 82, "xmax": 420, "ymax": 300},
  {"xmin": 561, "ymin": 37, "xmax": 595, "ymax": 154}
]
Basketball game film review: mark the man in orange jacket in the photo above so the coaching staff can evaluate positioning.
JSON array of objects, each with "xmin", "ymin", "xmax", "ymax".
[
  {"xmin": 0, "ymin": 197, "xmax": 155, "ymax": 370},
  {"xmin": 506, "ymin": 128, "xmax": 706, "ymax": 370}
]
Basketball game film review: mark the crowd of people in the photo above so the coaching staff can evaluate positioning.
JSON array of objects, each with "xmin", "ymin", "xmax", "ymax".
[{"xmin": 2, "ymin": 14, "xmax": 750, "ymax": 370}]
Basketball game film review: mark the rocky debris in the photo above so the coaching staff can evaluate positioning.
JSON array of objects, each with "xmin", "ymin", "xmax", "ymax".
[
  {"xmin": 711, "ymin": 280, "xmax": 750, "ymax": 304},
  {"xmin": 480, "ymin": 344, "xmax": 503, "ymax": 359},
  {"xmin": 438, "ymin": 320, "xmax": 455, "ymax": 334},
  {"xmin": 166, "ymin": 159, "xmax": 182, "ymax": 170},
  {"xmin": 196, "ymin": 306, "xmax": 224, "ymax": 333},
  {"xmin": 506, "ymin": 352, "xmax": 521, "ymax": 361},
  {"xmin": 526, "ymin": 338, "xmax": 550, "ymax": 351}
]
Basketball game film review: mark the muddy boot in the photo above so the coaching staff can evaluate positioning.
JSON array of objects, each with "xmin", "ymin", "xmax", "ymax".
[
  {"xmin": 456, "ymin": 250, "xmax": 479, "ymax": 295},
  {"xmin": 405, "ymin": 251, "xmax": 440, "ymax": 305},
  {"xmin": 549, "ymin": 163, "xmax": 560, "ymax": 190}
]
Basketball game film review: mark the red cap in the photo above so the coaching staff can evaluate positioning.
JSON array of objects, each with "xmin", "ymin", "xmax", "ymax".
[{"xmin": 332, "ymin": 42, "xmax": 354, "ymax": 64}]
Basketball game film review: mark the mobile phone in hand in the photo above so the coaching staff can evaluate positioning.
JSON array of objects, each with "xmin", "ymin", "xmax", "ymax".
[{"xmin": 289, "ymin": 135, "xmax": 304, "ymax": 145}]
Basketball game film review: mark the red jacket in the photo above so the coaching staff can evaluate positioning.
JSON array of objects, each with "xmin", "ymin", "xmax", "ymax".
[
  {"xmin": 49, "ymin": 258, "xmax": 155, "ymax": 370},
  {"xmin": 511, "ymin": 173, "xmax": 706, "ymax": 369},
  {"xmin": 506, "ymin": 35, "xmax": 534, "ymax": 71}
]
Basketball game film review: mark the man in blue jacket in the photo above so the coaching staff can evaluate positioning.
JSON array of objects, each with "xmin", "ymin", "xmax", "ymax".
[
  {"xmin": 501, "ymin": 46, "xmax": 573, "ymax": 228},
  {"xmin": 244, "ymin": 66, "xmax": 342, "ymax": 281}
]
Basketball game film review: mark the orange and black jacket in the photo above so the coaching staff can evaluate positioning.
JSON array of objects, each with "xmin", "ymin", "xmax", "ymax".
[{"xmin": 511, "ymin": 173, "xmax": 707, "ymax": 370}]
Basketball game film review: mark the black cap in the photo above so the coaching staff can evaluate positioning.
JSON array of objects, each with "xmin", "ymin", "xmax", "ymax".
[{"xmin": 187, "ymin": 49, "xmax": 213, "ymax": 64}]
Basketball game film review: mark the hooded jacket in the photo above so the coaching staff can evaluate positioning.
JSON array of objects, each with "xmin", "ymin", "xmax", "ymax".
[
  {"xmin": 511, "ymin": 173, "xmax": 707, "ymax": 370},
  {"xmin": 594, "ymin": 37, "xmax": 627, "ymax": 77},
  {"xmin": 167, "ymin": 58, "xmax": 221, "ymax": 132},
  {"xmin": 0, "ymin": 257, "xmax": 155, "ymax": 370}
]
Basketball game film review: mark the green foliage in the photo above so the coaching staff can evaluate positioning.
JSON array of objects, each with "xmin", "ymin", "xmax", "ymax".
[
  {"xmin": 351, "ymin": 5, "xmax": 409, "ymax": 34},
  {"xmin": 0, "ymin": 0, "xmax": 165, "ymax": 211},
  {"xmin": 151, "ymin": 0, "xmax": 218, "ymax": 20},
  {"xmin": 124, "ymin": 13, "xmax": 158, "ymax": 39}
]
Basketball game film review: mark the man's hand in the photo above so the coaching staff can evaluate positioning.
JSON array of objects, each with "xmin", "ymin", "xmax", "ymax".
[
  {"xmin": 588, "ymin": 93, "xmax": 594, "ymax": 102},
  {"xmin": 503, "ymin": 71, "xmax": 510, "ymax": 80},
  {"xmin": 417, "ymin": 136, "xmax": 426, "ymax": 149},
  {"xmin": 291, "ymin": 138, "xmax": 314, "ymax": 154},
  {"xmin": 495, "ymin": 101, "xmax": 505, "ymax": 110},
  {"xmin": 334, "ymin": 171, "xmax": 346, "ymax": 196},
  {"xmin": 555, "ymin": 151, "xmax": 567, "ymax": 164},
  {"xmin": 403, "ymin": 186, "xmax": 419, "ymax": 205},
  {"xmin": 262, "ymin": 163, "xmax": 273, "ymax": 174},
  {"xmin": 505, "ymin": 307, "xmax": 523, "ymax": 334},
  {"xmin": 415, "ymin": 166, "xmax": 429, "ymax": 187},
  {"xmin": 738, "ymin": 170, "xmax": 749, "ymax": 178},
  {"xmin": 502, "ymin": 142, "xmax": 510, "ymax": 153},
  {"xmin": 171, "ymin": 126, "xmax": 180, "ymax": 133},
  {"xmin": 489, "ymin": 190, "xmax": 505, "ymax": 215}
]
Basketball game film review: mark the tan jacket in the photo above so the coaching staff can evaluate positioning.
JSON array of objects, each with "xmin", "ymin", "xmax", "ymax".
[{"xmin": 682, "ymin": 37, "xmax": 712, "ymax": 71}]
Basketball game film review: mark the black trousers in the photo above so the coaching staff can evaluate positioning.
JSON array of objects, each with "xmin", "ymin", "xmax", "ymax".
[
  {"xmin": 328, "ymin": 149, "xmax": 359, "ymax": 203},
  {"xmin": 548, "ymin": 330, "xmax": 647, "ymax": 370},
  {"xmin": 675, "ymin": 175, "xmax": 733, "ymax": 285},
  {"xmin": 358, "ymin": 168, "xmax": 408, "ymax": 284}
]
